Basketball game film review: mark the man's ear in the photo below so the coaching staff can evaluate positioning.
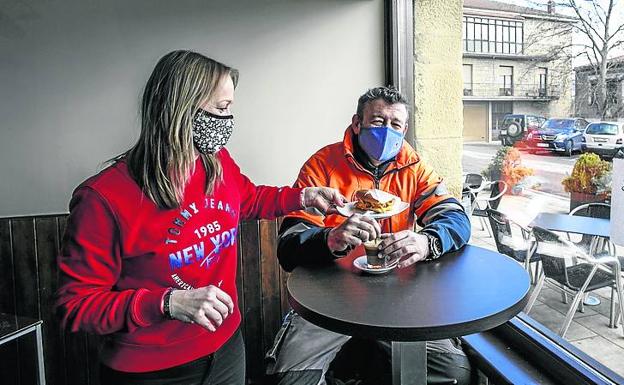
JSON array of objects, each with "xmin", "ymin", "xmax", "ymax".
[{"xmin": 352, "ymin": 114, "xmax": 361, "ymax": 134}]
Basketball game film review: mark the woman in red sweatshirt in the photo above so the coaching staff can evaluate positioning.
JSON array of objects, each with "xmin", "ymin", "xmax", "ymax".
[{"xmin": 55, "ymin": 50, "xmax": 344, "ymax": 385}]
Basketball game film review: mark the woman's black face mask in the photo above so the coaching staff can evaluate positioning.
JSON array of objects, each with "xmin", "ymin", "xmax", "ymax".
[{"xmin": 192, "ymin": 109, "xmax": 234, "ymax": 155}]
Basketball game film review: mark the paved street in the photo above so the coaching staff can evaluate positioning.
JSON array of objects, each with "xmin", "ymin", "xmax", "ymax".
[{"xmin": 463, "ymin": 142, "xmax": 581, "ymax": 197}]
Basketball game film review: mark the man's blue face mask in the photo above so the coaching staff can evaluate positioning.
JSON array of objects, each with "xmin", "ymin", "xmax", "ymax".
[{"xmin": 358, "ymin": 125, "xmax": 405, "ymax": 163}]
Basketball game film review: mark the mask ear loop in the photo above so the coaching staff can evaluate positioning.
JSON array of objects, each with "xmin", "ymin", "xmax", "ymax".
[{"xmin": 196, "ymin": 107, "xmax": 233, "ymax": 120}]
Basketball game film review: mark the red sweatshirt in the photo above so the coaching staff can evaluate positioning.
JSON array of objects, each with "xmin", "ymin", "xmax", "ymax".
[{"xmin": 56, "ymin": 148, "xmax": 302, "ymax": 372}]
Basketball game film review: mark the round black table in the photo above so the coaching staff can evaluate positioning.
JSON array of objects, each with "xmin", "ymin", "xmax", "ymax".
[{"xmin": 287, "ymin": 245, "xmax": 531, "ymax": 385}]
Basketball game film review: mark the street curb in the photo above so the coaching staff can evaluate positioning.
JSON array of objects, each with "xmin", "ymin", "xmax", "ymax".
[{"xmin": 525, "ymin": 188, "xmax": 570, "ymax": 203}]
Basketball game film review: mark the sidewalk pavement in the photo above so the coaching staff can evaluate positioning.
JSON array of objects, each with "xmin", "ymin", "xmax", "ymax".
[{"xmin": 467, "ymin": 189, "xmax": 624, "ymax": 378}]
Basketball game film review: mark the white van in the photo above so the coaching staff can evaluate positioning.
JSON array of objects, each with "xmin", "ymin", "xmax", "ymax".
[{"xmin": 582, "ymin": 122, "xmax": 624, "ymax": 158}]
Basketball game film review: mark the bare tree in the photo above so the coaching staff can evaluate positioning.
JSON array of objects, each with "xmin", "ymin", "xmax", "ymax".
[
  {"xmin": 523, "ymin": 0, "xmax": 623, "ymax": 119},
  {"xmin": 565, "ymin": 0, "xmax": 623, "ymax": 118}
]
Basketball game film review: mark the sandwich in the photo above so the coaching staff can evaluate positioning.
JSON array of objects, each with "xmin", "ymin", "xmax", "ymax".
[{"xmin": 354, "ymin": 189, "xmax": 396, "ymax": 213}]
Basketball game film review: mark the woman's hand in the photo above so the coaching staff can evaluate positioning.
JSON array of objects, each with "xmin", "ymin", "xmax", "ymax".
[
  {"xmin": 169, "ymin": 286, "xmax": 234, "ymax": 332},
  {"xmin": 303, "ymin": 187, "xmax": 346, "ymax": 214},
  {"xmin": 327, "ymin": 214, "xmax": 381, "ymax": 253}
]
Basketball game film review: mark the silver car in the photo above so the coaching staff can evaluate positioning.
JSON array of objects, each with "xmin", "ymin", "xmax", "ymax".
[{"xmin": 582, "ymin": 121, "xmax": 624, "ymax": 158}]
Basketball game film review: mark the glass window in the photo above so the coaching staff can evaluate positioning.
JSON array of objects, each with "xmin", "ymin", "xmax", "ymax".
[
  {"xmin": 463, "ymin": 127, "xmax": 624, "ymax": 381},
  {"xmin": 542, "ymin": 119, "xmax": 574, "ymax": 129},
  {"xmin": 492, "ymin": 101, "xmax": 513, "ymax": 130},
  {"xmin": 499, "ymin": 66, "xmax": 513, "ymax": 95},
  {"xmin": 585, "ymin": 123, "xmax": 618, "ymax": 135},
  {"xmin": 463, "ymin": 16, "xmax": 523, "ymax": 54},
  {"xmin": 463, "ymin": 64, "xmax": 473, "ymax": 93},
  {"xmin": 538, "ymin": 67, "xmax": 547, "ymax": 95}
]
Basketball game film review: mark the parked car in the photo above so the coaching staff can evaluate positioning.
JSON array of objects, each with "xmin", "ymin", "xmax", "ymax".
[
  {"xmin": 525, "ymin": 118, "xmax": 589, "ymax": 156},
  {"xmin": 499, "ymin": 114, "xmax": 546, "ymax": 146},
  {"xmin": 582, "ymin": 121, "xmax": 624, "ymax": 158}
]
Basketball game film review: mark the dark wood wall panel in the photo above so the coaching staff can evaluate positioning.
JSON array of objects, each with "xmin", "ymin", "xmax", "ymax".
[
  {"xmin": 239, "ymin": 220, "xmax": 263, "ymax": 382},
  {"xmin": 260, "ymin": 220, "xmax": 281, "ymax": 354},
  {"xmin": 11, "ymin": 218, "xmax": 39, "ymax": 384},
  {"xmin": 0, "ymin": 214, "xmax": 289, "ymax": 385},
  {"xmin": 36, "ymin": 217, "xmax": 64, "ymax": 385}
]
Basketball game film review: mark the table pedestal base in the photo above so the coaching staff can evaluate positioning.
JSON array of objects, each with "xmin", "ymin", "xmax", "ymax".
[
  {"xmin": 391, "ymin": 341, "xmax": 426, "ymax": 385},
  {"xmin": 583, "ymin": 294, "xmax": 601, "ymax": 306}
]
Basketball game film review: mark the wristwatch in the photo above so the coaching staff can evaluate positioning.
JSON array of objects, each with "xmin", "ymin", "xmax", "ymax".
[{"xmin": 422, "ymin": 232, "xmax": 442, "ymax": 260}]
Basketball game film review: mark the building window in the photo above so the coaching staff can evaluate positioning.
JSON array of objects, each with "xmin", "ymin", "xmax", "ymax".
[
  {"xmin": 463, "ymin": 64, "xmax": 473, "ymax": 95},
  {"xmin": 538, "ymin": 67, "xmax": 548, "ymax": 97},
  {"xmin": 492, "ymin": 101, "xmax": 513, "ymax": 132},
  {"xmin": 463, "ymin": 16, "xmax": 523, "ymax": 54},
  {"xmin": 499, "ymin": 66, "xmax": 514, "ymax": 96}
]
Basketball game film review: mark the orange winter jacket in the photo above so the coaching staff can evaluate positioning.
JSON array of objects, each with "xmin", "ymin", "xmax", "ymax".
[{"xmin": 287, "ymin": 126, "xmax": 454, "ymax": 233}]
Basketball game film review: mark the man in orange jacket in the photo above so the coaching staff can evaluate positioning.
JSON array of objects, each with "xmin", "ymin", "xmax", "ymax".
[{"xmin": 265, "ymin": 87, "xmax": 472, "ymax": 385}]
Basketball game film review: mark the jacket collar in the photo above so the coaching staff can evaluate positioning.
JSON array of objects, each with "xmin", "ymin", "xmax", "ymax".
[{"xmin": 342, "ymin": 124, "xmax": 420, "ymax": 171}]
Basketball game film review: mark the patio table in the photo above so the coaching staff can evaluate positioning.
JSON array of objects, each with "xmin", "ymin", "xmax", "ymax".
[
  {"xmin": 530, "ymin": 212, "xmax": 609, "ymax": 238},
  {"xmin": 287, "ymin": 244, "xmax": 531, "ymax": 385}
]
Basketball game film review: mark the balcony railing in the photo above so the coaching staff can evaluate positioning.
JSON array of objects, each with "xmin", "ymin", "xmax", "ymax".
[{"xmin": 463, "ymin": 83, "xmax": 560, "ymax": 100}]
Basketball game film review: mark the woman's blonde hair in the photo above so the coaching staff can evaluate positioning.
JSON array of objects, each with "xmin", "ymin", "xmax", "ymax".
[{"xmin": 123, "ymin": 50, "xmax": 238, "ymax": 209}]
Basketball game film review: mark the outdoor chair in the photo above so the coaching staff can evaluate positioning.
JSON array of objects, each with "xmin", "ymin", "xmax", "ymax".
[
  {"xmin": 467, "ymin": 180, "xmax": 508, "ymax": 237},
  {"xmin": 524, "ymin": 226, "xmax": 624, "ymax": 338},
  {"xmin": 464, "ymin": 173, "xmax": 484, "ymax": 190},
  {"xmin": 486, "ymin": 208, "xmax": 540, "ymax": 283},
  {"xmin": 461, "ymin": 173, "xmax": 485, "ymax": 212},
  {"xmin": 568, "ymin": 202, "xmax": 615, "ymax": 256}
]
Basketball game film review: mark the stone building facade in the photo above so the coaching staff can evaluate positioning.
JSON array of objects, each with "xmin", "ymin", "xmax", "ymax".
[
  {"xmin": 575, "ymin": 57, "xmax": 624, "ymax": 121},
  {"xmin": 462, "ymin": 0, "xmax": 576, "ymax": 142}
]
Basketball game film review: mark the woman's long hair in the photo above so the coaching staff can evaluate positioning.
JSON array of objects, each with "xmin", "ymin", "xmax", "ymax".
[{"xmin": 123, "ymin": 50, "xmax": 238, "ymax": 209}]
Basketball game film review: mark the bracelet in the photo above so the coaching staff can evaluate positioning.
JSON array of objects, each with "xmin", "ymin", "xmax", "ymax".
[{"xmin": 163, "ymin": 287, "xmax": 177, "ymax": 320}]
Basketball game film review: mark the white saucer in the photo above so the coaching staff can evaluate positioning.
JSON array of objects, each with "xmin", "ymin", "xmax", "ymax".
[
  {"xmin": 336, "ymin": 200, "xmax": 410, "ymax": 219},
  {"xmin": 352, "ymin": 255, "xmax": 399, "ymax": 275}
]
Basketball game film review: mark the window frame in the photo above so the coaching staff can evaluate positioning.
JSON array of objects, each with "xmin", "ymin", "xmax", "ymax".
[
  {"xmin": 498, "ymin": 315, "xmax": 624, "ymax": 385},
  {"xmin": 499, "ymin": 65, "xmax": 514, "ymax": 95},
  {"xmin": 463, "ymin": 64, "xmax": 473, "ymax": 95},
  {"xmin": 462, "ymin": 16, "xmax": 524, "ymax": 54}
]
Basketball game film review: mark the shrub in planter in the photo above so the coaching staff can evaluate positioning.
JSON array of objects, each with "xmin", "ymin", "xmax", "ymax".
[
  {"xmin": 482, "ymin": 147, "xmax": 534, "ymax": 193},
  {"xmin": 561, "ymin": 153, "xmax": 611, "ymax": 211}
]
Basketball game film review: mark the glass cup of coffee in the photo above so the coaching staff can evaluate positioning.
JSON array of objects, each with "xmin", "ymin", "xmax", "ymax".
[{"xmin": 364, "ymin": 238, "xmax": 386, "ymax": 268}]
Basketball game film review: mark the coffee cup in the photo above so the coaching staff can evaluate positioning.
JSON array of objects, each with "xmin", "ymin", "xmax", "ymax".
[{"xmin": 363, "ymin": 238, "xmax": 385, "ymax": 268}]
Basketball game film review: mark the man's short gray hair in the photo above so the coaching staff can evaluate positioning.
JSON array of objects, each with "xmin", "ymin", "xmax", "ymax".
[{"xmin": 356, "ymin": 86, "xmax": 408, "ymax": 119}]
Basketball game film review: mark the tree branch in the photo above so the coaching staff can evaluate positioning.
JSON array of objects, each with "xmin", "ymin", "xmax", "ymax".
[
  {"xmin": 568, "ymin": 0, "xmax": 607, "ymax": 45},
  {"xmin": 607, "ymin": 23, "xmax": 624, "ymax": 42}
]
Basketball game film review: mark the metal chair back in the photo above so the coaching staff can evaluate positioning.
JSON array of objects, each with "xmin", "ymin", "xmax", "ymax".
[
  {"xmin": 486, "ymin": 208, "xmax": 532, "ymax": 263},
  {"xmin": 568, "ymin": 202, "xmax": 613, "ymax": 256},
  {"xmin": 464, "ymin": 173, "xmax": 484, "ymax": 190}
]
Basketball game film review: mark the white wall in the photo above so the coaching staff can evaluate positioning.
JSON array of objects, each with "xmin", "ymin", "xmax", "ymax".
[{"xmin": 0, "ymin": 0, "xmax": 384, "ymax": 216}]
